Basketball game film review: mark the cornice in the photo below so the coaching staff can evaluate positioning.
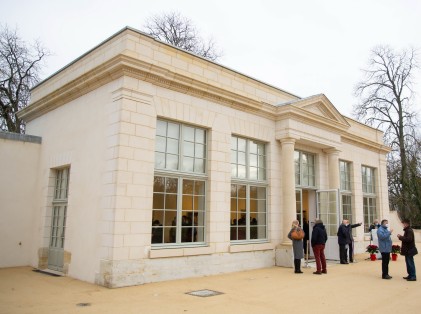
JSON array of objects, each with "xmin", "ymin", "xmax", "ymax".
[
  {"xmin": 341, "ymin": 134, "xmax": 390, "ymax": 154},
  {"xmin": 18, "ymin": 54, "xmax": 278, "ymax": 122},
  {"xmin": 276, "ymin": 105, "xmax": 350, "ymax": 133}
]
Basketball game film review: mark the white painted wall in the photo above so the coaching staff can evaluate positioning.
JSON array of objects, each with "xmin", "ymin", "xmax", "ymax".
[{"xmin": 0, "ymin": 136, "xmax": 40, "ymax": 267}]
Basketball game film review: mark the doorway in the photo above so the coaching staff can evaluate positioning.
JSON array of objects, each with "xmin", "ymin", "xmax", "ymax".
[{"xmin": 296, "ymin": 189, "xmax": 340, "ymax": 260}]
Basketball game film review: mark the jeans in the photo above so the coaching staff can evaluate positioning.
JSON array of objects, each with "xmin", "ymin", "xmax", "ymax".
[
  {"xmin": 381, "ymin": 252, "xmax": 390, "ymax": 277},
  {"xmin": 405, "ymin": 255, "xmax": 417, "ymax": 279},
  {"xmin": 313, "ymin": 244, "xmax": 326, "ymax": 272}
]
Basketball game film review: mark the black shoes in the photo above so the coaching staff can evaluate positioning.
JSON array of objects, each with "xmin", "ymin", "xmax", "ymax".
[
  {"xmin": 294, "ymin": 270, "xmax": 303, "ymax": 274},
  {"xmin": 382, "ymin": 275, "xmax": 392, "ymax": 280},
  {"xmin": 340, "ymin": 261, "xmax": 349, "ymax": 264},
  {"xmin": 407, "ymin": 278, "xmax": 417, "ymax": 281},
  {"xmin": 313, "ymin": 271, "xmax": 322, "ymax": 275}
]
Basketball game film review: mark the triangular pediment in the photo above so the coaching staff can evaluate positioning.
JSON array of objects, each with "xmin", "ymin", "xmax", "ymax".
[{"xmin": 285, "ymin": 94, "xmax": 350, "ymax": 127}]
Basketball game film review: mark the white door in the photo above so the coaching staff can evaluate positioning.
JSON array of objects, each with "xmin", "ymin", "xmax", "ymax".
[{"xmin": 316, "ymin": 189, "xmax": 340, "ymax": 260}]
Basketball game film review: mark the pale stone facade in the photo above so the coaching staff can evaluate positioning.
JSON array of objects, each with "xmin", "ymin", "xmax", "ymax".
[{"xmin": 1, "ymin": 27, "xmax": 390, "ymax": 287}]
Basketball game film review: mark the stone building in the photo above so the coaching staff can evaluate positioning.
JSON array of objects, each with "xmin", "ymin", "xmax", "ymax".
[{"xmin": 0, "ymin": 27, "xmax": 390, "ymax": 287}]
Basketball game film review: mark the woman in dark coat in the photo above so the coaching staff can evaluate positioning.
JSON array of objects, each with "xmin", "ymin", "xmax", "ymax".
[
  {"xmin": 397, "ymin": 218, "xmax": 418, "ymax": 281},
  {"xmin": 288, "ymin": 220, "xmax": 305, "ymax": 273}
]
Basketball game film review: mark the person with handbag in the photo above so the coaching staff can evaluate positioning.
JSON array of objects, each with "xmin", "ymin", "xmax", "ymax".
[
  {"xmin": 397, "ymin": 218, "xmax": 418, "ymax": 281},
  {"xmin": 287, "ymin": 220, "xmax": 305, "ymax": 274}
]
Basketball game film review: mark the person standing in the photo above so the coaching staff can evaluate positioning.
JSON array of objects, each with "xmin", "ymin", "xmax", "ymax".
[
  {"xmin": 303, "ymin": 218, "xmax": 310, "ymax": 255},
  {"xmin": 337, "ymin": 219, "xmax": 362, "ymax": 264},
  {"xmin": 377, "ymin": 219, "xmax": 393, "ymax": 279},
  {"xmin": 397, "ymin": 218, "xmax": 418, "ymax": 281},
  {"xmin": 287, "ymin": 220, "xmax": 305, "ymax": 274},
  {"xmin": 311, "ymin": 219, "xmax": 328, "ymax": 275}
]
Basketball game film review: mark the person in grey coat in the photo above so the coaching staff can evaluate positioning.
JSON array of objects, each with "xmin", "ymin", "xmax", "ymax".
[{"xmin": 288, "ymin": 220, "xmax": 305, "ymax": 274}]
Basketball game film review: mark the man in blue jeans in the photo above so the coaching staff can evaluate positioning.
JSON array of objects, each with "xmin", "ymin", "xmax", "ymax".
[
  {"xmin": 377, "ymin": 219, "xmax": 393, "ymax": 279},
  {"xmin": 398, "ymin": 218, "xmax": 418, "ymax": 281}
]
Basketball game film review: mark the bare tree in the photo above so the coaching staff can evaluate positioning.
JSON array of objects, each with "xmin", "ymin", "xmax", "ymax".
[
  {"xmin": 354, "ymin": 45, "xmax": 419, "ymax": 220},
  {"xmin": 143, "ymin": 12, "xmax": 221, "ymax": 61},
  {"xmin": 0, "ymin": 25, "xmax": 49, "ymax": 134}
]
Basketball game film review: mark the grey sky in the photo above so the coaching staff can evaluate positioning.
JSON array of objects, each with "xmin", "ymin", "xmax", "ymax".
[{"xmin": 2, "ymin": 0, "xmax": 421, "ymax": 116}]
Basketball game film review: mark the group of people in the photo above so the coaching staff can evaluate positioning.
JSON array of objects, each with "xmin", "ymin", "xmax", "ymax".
[
  {"xmin": 376, "ymin": 218, "xmax": 417, "ymax": 281},
  {"xmin": 288, "ymin": 218, "xmax": 417, "ymax": 281}
]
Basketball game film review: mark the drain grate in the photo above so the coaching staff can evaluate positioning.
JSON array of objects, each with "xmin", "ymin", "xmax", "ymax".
[
  {"xmin": 186, "ymin": 289, "xmax": 224, "ymax": 297},
  {"xmin": 76, "ymin": 303, "xmax": 91, "ymax": 307}
]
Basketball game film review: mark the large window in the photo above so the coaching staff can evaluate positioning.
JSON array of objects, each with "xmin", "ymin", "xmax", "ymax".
[
  {"xmin": 50, "ymin": 168, "xmax": 70, "ymax": 250},
  {"xmin": 230, "ymin": 136, "xmax": 267, "ymax": 241},
  {"xmin": 152, "ymin": 176, "xmax": 205, "ymax": 244},
  {"xmin": 362, "ymin": 166, "xmax": 377, "ymax": 232},
  {"xmin": 231, "ymin": 136, "xmax": 266, "ymax": 180},
  {"xmin": 362, "ymin": 166, "xmax": 375, "ymax": 194},
  {"xmin": 340, "ymin": 161, "xmax": 353, "ymax": 229},
  {"xmin": 152, "ymin": 120, "xmax": 207, "ymax": 246},
  {"xmin": 230, "ymin": 184, "xmax": 267, "ymax": 241},
  {"xmin": 155, "ymin": 120, "xmax": 206, "ymax": 173},
  {"xmin": 340, "ymin": 161, "xmax": 352, "ymax": 192},
  {"xmin": 295, "ymin": 151, "xmax": 315, "ymax": 187}
]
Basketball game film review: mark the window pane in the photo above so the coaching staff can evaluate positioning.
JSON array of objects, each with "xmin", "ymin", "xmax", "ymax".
[
  {"xmin": 165, "ymin": 195, "xmax": 177, "ymax": 209},
  {"xmin": 155, "ymin": 136, "xmax": 166, "ymax": 152},
  {"xmin": 195, "ymin": 143, "xmax": 205, "ymax": 158},
  {"xmin": 183, "ymin": 142, "xmax": 194, "ymax": 157},
  {"xmin": 194, "ymin": 158, "xmax": 204, "ymax": 173},
  {"xmin": 167, "ymin": 138, "xmax": 179, "ymax": 154},
  {"xmin": 153, "ymin": 193, "xmax": 164, "ymax": 209},
  {"xmin": 165, "ymin": 178, "xmax": 178, "ymax": 193},
  {"xmin": 155, "ymin": 153, "xmax": 165, "ymax": 168},
  {"xmin": 183, "ymin": 180, "xmax": 194, "ymax": 194},
  {"xmin": 156, "ymin": 120, "xmax": 167, "ymax": 136},
  {"xmin": 249, "ymin": 141, "xmax": 258, "ymax": 154},
  {"xmin": 164, "ymin": 210, "xmax": 177, "ymax": 227},
  {"xmin": 182, "ymin": 156, "xmax": 194, "ymax": 172},
  {"xmin": 184, "ymin": 126, "xmax": 195, "ymax": 142},
  {"xmin": 195, "ymin": 181, "xmax": 205, "ymax": 195},
  {"xmin": 195, "ymin": 128, "xmax": 205, "ymax": 144},
  {"xmin": 167, "ymin": 122, "xmax": 179, "ymax": 139},
  {"xmin": 166, "ymin": 154, "xmax": 179, "ymax": 170},
  {"xmin": 249, "ymin": 167, "xmax": 257, "ymax": 180},
  {"xmin": 238, "ymin": 152, "xmax": 246, "ymax": 165},
  {"xmin": 250, "ymin": 154, "xmax": 257, "ymax": 167},
  {"xmin": 238, "ymin": 138, "xmax": 246, "ymax": 152},
  {"xmin": 238, "ymin": 185, "xmax": 246, "ymax": 198},
  {"xmin": 238, "ymin": 165, "xmax": 246, "ymax": 178}
]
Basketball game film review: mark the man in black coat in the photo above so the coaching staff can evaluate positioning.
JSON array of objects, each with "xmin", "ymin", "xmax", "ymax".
[
  {"xmin": 337, "ymin": 219, "xmax": 362, "ymax": 264},
  {"xmin": 397, "ymin": 218, "xmax": 418, "ymax": 281},
  {"xmin": 311, "ymin": 219, "xmax": 328, "ymax": 275}
]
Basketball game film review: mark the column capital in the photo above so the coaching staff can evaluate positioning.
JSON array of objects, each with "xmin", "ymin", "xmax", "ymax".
[
  {"xmin": 279, "ymin": 137, "xmax": 298, "ymax": 145},
  {"xmin": 323, "ymin": 147, "xmax": 341, "ymax": 155}
]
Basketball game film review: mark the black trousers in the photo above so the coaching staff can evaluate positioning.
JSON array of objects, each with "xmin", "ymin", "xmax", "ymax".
[
  {"xmin": 339, "ymin": 244, "xmax": 348, "ymax": 262},
  {"xmin": 381, "ymin": 252, "xmax": 390, "ymax": 277},
  {"xmin": 339, "ymin": 243, "xmax": 355, "ymax": 262}
]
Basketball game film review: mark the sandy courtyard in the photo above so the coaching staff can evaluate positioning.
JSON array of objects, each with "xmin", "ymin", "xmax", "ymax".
[{"xmin": 1, "ymin": 253, "xmax": 420, "ymax": 314}]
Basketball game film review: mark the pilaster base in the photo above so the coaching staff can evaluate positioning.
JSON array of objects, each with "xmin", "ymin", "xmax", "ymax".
[{"xmin": 275, "ymin": 244, "xmax": 294, "ymax": 267}]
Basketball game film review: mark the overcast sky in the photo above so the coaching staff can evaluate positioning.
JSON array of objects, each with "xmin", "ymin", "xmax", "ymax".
[{"xmin": 2, "ymin": 0, "xmax": 421, "ymax": 116}]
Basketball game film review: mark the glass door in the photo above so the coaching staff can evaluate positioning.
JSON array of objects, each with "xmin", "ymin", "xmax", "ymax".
[{"xmin": 316, "ymin": 189, "xmax": 340, "ymax": 260}]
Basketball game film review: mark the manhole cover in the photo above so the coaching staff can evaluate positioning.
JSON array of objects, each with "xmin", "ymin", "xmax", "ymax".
[
  {"xmin": 76, "ymin": 303, "xmax": 91, "ymax": 307},
  {"xmin": 186, "ymin": 289, "xmax": 224, "ymax": 297}
]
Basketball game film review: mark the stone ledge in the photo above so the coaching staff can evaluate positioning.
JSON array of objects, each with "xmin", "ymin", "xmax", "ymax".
[
  {"xmin": 149, "ymin": 245, "xmax": 214, "ymax": 258},
  {"xmin": 229, "ymin": 242, "xmax": 274, "ymax": 253},
  {"xmin": 0, "ymin": 131, "xmax": 42, "ymax": 144}
]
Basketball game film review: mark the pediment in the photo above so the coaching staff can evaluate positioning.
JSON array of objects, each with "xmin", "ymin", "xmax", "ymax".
[{"xmin": 288, "ymin": 94, "xmax": 350, "ymax": 127}]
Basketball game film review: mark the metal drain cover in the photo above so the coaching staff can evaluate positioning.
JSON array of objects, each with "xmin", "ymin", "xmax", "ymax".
[
  {"xmin": 76, "ymin": 303, "xmax": 91, "ymax": 307},
  {"xmin": 186, "ymin": 289, "xmax": 224, "ymax": 297}
]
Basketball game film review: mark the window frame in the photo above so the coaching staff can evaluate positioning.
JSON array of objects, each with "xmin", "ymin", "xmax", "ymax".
[
  {"xmin": 294, "ymin": 150, "xmax": 316, "ymax": 188},
  {"xmin": 361, "ymin": 166, "xmax": 377, "ymax": 233},
  {"xmin": 230, "ymin": 135, "xmax": 268, "ymax": 243},
  {"xmin": 152, "ymin": 119, "xmax": 208, "ymax": 248},
  {"xmin": 231, "ymin": 136, "xmax": 266, "ymax": 181}
]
